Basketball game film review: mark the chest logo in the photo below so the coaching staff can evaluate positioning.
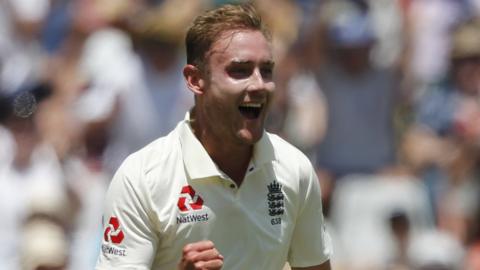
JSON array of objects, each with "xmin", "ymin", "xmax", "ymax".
[
  {"xmin": 176, "ymin": 185, "xmax": 209, "ymax": 224},
  {"xmin": 177, "ymin": 185, "xmax": 204, "ymax": 212},
  {"xmin": 267, "ymin": 180, "xmax": 284, "ymax": 225}
]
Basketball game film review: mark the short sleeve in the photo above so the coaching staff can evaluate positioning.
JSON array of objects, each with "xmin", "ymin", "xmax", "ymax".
[
  {"xmin": 96, "ymin": 154, "xmax": 159, "ymax": 269},
  {"xmin": 288, "ymin": 159, "xmax": 332, "ymax": 267}
]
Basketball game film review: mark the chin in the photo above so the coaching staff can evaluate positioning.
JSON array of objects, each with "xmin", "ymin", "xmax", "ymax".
[{"xmin": 237, "ymin": 129, "xmax": 263, "ymax": 145}]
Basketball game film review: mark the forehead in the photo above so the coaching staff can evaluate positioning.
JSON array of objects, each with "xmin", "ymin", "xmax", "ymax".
[{"xmin": 207, "ymin": 30, "xmax": 273, "ymax": 64}]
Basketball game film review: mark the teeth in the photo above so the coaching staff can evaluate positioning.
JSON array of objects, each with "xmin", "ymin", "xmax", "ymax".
[{"xmin": 239, "ymin": 103, "xmax": 262, "ymax": 108}]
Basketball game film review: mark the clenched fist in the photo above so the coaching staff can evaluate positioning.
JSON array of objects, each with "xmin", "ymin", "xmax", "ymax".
[{"xmin": 178, "ymin": 240, "xmax": 223, "ymax": 270}]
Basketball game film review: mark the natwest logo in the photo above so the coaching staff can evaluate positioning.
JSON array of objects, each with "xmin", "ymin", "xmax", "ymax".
[
  {"xmin": 177, "ymin": 185, "xmax": 204, "ymax": 212},
  {"xmin": 104, "ymin": 216, "xmax": 125, "ymax": 244}
]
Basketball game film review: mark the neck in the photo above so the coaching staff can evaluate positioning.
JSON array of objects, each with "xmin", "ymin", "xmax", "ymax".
[
  {"xmin": 208, "ymin": 139, "xmax": 252, "ymax": 186},
  {"xmin": 190, "ymin": 111, "xmax": 253, "ymax": 186}
]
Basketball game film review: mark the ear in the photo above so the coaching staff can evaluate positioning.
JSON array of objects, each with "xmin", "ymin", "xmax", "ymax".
[{"xmin": 183, "ymin": 64, "xmax": 205, "ymax": 95}]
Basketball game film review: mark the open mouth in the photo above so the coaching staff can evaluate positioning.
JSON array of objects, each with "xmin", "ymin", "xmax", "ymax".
[{"xmin": 238, "ymin": 103, "xmax": 263, "ymax": 119}]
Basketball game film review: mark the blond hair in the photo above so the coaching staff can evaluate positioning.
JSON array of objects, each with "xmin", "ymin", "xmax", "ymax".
[{"xmin": 185, "ymin": 3, "xmax": 270, "ymax": 71}]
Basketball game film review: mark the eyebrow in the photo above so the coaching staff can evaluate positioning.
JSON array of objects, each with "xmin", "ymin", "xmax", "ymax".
[{"xmin": 230, "ymin": 59, "xmax": 275, "ymax": 67}]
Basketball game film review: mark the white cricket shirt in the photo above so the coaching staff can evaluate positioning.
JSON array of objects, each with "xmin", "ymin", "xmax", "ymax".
[{"xmin": 96, "ymin": 113, "xmax": 332, "ymax": 269}]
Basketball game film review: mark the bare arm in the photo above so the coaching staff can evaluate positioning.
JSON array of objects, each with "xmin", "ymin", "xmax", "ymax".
[{"xmin": 292, "ymin": 260, "xmax": 331, "ymax": 270}]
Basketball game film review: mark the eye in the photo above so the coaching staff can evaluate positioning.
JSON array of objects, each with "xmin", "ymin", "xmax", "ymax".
[
  {"xmin": 260, "ymin": 67, "xmax": 273, "ymax": 80},
  {"xmin": 227, "ymin": 65, "xmax": 253, "ymax": 79}
]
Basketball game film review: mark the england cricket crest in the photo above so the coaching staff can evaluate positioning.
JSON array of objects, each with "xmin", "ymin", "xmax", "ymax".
[{"xmin": 267, "ymin": 180, "xmax": 284, "ymax": 225}]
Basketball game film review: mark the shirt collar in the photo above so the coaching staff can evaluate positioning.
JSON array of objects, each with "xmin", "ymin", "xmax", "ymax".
[{"xmin": 178, "ymin": 111, "xmax": 276, "ymax": 180}]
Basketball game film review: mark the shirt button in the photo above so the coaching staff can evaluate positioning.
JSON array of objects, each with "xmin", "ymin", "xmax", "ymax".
[{"xmin": 229, "ymin": 184, "xmax": 236, "ymax": 189}]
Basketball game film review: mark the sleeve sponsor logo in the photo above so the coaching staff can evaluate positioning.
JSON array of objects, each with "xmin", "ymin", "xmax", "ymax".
[
  {"xmin": 104, "ymin": 216, "xmax": 125, "ymax": 244},
  {"xmin": 102, "ymin": 216, "xmax": 127, "ymax": 257},
  {"xmin": 101, "ymin": 244, "xmax": 126, "ymax": 257}
]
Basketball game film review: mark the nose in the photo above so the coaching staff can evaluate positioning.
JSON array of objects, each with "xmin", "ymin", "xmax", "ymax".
[{"xmin": 246, "ymin": 68, "xmax": 274, "ymax": 93}]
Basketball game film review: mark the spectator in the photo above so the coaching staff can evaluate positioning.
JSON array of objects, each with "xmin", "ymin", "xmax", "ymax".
[
  {"xmin": 402, "ymin": 18, "xmax": 480, "ymax": 243},
  {"xmin": 102, "ymin": 0, "xmax": 202, "ymax": 173},
  {"xmin": 0, "ymin": 87, "xmax": 68, "ymax": 270}
]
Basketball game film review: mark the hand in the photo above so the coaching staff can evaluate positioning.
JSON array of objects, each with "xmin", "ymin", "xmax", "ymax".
[{"xmin": 178, "ymin": 240, "xmax": 223, "ymax": 270}]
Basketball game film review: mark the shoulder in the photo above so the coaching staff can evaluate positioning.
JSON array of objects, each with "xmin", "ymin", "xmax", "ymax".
[
  {"xmin": 106, "ymin": 127, "xmax": 182, "ymax": 212},
  {"xmin": 266, "ymin": 133, "xmax": 322, "ymax": 212},
  {"xmin": 115, "ymin": 128, "xmax": 180, "ymax": 184},
  {"xmin": 266, "ymin": 132, "xmax": 313, "ymax": 173}
]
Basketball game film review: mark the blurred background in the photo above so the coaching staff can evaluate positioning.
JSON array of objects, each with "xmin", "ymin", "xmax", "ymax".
[{"xmin": 0, "ymin": 0, "xmax": 480, "ymax": 269}]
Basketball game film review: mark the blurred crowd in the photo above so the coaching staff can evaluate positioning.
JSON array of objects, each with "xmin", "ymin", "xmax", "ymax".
[{"xmin": 1, "ymin": 0, "xmax": 480, "ymax": 269}]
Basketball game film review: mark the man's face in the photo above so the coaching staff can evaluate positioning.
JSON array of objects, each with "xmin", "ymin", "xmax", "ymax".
[{"xmin": 198, "ymin": 30, "xmax": 275, "ymax": 146}]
